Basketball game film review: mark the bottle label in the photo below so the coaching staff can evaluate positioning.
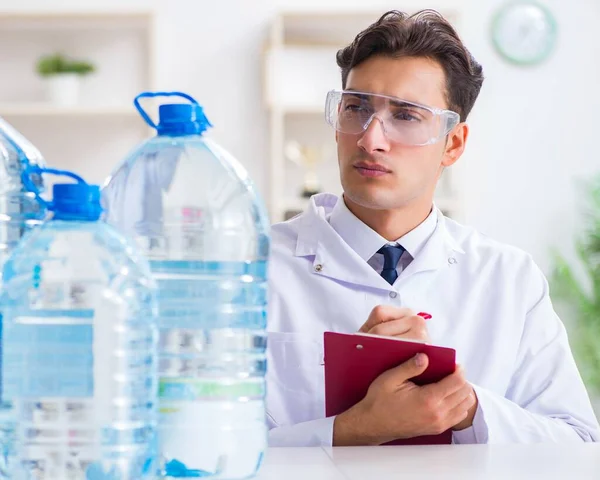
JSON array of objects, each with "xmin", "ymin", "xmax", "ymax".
[
  {"xmin": 159, "ymin": 378, "xmax": 264, "ymax": 400},
  {"xmin": 3, "ymin": 319, "xmax": 94, "ymax": 399}
]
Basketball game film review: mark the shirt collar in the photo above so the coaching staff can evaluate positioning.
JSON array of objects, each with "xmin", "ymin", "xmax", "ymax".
[{"xmin": 328, "ymin": 195, "xmax": 438, "ymax": 262}]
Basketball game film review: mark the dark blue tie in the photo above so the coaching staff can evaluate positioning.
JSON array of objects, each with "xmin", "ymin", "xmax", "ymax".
[{"xmin": 378, "ymin": 244, "xmax": 405, "ymax": 285}]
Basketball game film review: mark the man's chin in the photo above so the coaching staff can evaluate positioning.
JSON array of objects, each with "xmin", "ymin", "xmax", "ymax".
[{"xmin": 342, "ymin": 189, "xmax": 401, "ymax": 211}]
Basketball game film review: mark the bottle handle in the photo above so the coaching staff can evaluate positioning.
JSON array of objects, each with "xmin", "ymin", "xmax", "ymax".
[
  {"xmin": 134, "ymin": 91, "xmax": 200, "ymax": 130},
  {"xmin": 21, "ymin": 165, "xmax": 87, "ymax": 211}
]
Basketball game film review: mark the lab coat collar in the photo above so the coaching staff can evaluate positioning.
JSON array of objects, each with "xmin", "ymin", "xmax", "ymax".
[
  {"xmin": 328, "ymin": 194, "xmax": 439, "ymax": 261},
  {"xmin": 294, "ymin": 193, "xmax": 464, "ymax": 289}
]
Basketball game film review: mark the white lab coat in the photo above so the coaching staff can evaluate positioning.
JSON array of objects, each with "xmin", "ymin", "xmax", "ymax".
[{"xmin": 266, "ymin": 193, "xmax": 600, "ymax": 446}]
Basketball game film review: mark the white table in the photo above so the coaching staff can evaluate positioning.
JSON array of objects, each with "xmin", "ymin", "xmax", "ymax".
[{"xmin": 256, "ymin": 445, "xmax": 600, "ymax": 479}]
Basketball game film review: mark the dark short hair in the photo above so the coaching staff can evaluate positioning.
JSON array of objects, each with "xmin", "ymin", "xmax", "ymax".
[{"xmin": 336, "ymin": 10, "xmax": 484, "ymax": 121}]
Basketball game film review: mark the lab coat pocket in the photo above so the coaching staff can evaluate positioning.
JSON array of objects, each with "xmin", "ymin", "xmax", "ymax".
[{"xmin": 266, "ymin": 331, "xmax": 325, "ymax": 426}]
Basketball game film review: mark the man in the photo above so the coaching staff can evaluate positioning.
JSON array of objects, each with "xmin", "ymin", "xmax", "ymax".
[{"xmin": 266, "ymin": 10, "xmax": 600, "ymax": 446}]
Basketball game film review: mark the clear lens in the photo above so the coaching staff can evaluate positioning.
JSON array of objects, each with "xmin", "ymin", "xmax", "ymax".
[{"xmin": 325, "ymin": 90, "xmax": 459, "ymax": 146}]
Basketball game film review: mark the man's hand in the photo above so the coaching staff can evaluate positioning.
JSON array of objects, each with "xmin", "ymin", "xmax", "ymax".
[
  {"xmin": 333, "ymin": 353, "xmax": 478, "ymax": 446},
  {"xmin": 359, "ymin": 305, "xmax": 431, "ymax": 343},
  {"xmin": 453, "ymin": 390, "xmax": 478, "ymax": 431}
]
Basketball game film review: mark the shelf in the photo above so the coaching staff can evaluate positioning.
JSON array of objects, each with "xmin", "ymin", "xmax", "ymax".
[
  {"xmin": 0, "ymin": 8, "xmax": 156, "ymax": 198},
  {"xmin": 0, "ymin": 11, "xmax": 153, "ymax": 31},
  {"xmin": 280, "ymin": 11, "xmax": 392, "ymax": 46},
  {"xmin": 267, "ymin": 102, "xmax": 325, "ymax": 115},
  {"xmin": 0, "ymin": 10, "xmax": 155, "ymax": 108},
  {"xmin": 264, "ymin": 46, "xmax": 339, "ymax": 110},
  {"xmin": 0, "ymin": 104, "xmax": 139, "ymax": 117},
  {"xmin": 281, "ymin": 105, "xmax": 325, "ymax": 115},
  {"xmin": 277, "ymin": 10, "xmax": 458, "ymax": 46}
]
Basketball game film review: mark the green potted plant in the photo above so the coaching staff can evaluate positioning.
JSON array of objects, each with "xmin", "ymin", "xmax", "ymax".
[
  {"xmin": 36, "ymin": 53, "xmax": 95, "ymax": 106},
  {"xmin": 550, "ymin": 176, "xmax": 600, "ymax": 413}
]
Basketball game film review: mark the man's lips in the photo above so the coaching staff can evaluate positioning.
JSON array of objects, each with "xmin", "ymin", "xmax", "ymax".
[{"xmin": 353, "ymin": 162, "xmax": 392, "ymax": 177}]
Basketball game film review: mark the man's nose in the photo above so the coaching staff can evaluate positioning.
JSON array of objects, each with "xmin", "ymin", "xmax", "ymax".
[{"xmin": 357, "ymin": 115, "xmax": 391, "ymax": 153}]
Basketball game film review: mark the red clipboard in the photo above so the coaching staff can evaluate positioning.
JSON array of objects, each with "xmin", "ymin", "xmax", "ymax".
[{"xmin": 324, "ymin": 331, "xmax": 456, "ymax": 445}]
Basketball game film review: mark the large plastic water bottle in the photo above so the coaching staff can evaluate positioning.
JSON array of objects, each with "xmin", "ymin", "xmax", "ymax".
[
  {"xmin": 102, "ymin": 92, "xmax": 269, "ymax": 479},
  {"xmin": 0, "ymin": 167, "xmax": 159, "ymax": 480},
  {"xmin": 0, "ymin": 117, "xmax": 47, "ymax": 479},
  {"xmin": 0, "ymin": 116, "xmax": 46, "ymax": 268}
]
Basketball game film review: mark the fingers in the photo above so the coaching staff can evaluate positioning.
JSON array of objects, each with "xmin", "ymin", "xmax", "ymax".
[
  {"xmin": 421, "ymin": 365, "xmax": 468, "ymax": 399},
  {"xmin": 359, "ymin": 305, "xmax": 414, "ymax": 333},
  {"xmin": 419, "ymin": 369, "xmax": 475, "ymax": 434},
  {"xmin": 374, "ymin": 353, "xmax": 429, "ymax": 390},
  {"xmin": 443, "ymin": 382, "xmax": 473, "ymax": 410},
  {"xmin": 367, "ymin": 315, "xmax": 429, "ymax": 342},
  {"xmin": 447, "ymin": 391, "xmax": 477, "ymax": 429}
]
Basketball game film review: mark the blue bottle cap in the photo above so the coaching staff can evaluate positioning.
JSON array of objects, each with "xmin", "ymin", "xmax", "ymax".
[
  {"xmin": 157, "ymin": 103, "xmax": 211, "ymax": 136},
  {"xmin": 52, "ymin": 183, "xmax": 102, "ymax": 221}
]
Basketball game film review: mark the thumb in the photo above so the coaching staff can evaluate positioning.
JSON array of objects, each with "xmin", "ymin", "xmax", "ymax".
[{"xmin": 378, "ymin": 353, "xmax": 429, "ymax": 387}]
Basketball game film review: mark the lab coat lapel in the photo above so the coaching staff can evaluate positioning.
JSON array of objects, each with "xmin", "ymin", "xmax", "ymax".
[
  {"xmin": 396, "ymin": 210, "xmax": 466, "ymax": 285},
  {"xmin": 294, "ymin": 198, "xmax": 390, "ymax": 291}
]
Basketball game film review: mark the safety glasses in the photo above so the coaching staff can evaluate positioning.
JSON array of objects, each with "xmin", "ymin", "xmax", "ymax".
[{"xmin": 325, "ymin": 90, "xmax": 460, "ymax": 146}]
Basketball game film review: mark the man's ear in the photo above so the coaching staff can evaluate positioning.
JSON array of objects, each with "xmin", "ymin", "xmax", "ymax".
[{"xmin": 442, "ymin": 123, "xmax": 468, "ymax": 167}]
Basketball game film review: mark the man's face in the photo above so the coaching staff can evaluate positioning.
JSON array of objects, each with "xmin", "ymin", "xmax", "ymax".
[{"xmin": 337, "ymin": 55, "xmax": 458, "ymax": 211}]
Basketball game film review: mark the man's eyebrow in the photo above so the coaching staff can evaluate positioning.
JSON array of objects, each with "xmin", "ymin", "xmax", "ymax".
[
  {"xmin": 343, "ymin": 89, "xmax": 370, "ymax": 99},
  {"xmin": 345, "ymin": 89, "xmax": 423, "ymax": 109},
  {"xmin": 389, "ymin": 98, "xmax": 419, "ymax": 109}
]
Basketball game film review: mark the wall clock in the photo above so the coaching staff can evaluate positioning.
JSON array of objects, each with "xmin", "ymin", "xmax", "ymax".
[{"xmin": 492, "ymin": 2, "xmax": 558, "ymax": 65}]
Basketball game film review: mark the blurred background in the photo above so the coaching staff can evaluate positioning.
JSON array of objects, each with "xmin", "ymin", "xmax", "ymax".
[{"xmin": 0, "ymin": 0, "xmax": 599, "ymax": 405}]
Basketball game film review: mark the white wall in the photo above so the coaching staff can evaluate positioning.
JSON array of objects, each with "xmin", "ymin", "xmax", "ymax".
[{"xmin": 2, "ymin": 0, "xmax": 599, "ymax": 276}]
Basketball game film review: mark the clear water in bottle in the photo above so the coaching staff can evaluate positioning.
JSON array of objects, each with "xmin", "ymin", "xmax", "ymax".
[
  {"xmin": 0, "ymin": 116, "xmax": 46, "ymax": 267},
  {"xmin": 102, "ymin": 92, "xmax": 269, "ymax": 479},
  {"xmin": 0, "ymin": 169, "xmax": 159, "ymax": 480},
  {"xmin": 0, "ymin": 116, "xmax": 47, "ymax": 307},
  {"xmin": 0, "ymin": 117, "xmax": 47, "ymax": 479}
]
